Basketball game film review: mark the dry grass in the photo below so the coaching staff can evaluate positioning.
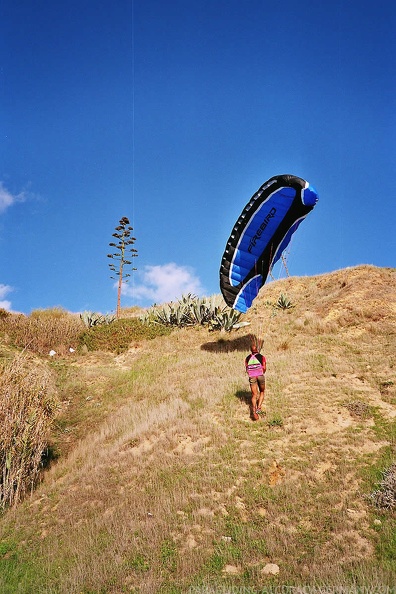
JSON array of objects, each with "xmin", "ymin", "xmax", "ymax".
[
  {"xmin": 0, "ymin": 308, "xmax": 84, "ymax": 356},
  {"xmin": 0, "ymin": 353, "xmax": 59, "ymax": 509},
  {"xmin": 0, "ymin": 265, "xmax": 395, "ymax": 593}
]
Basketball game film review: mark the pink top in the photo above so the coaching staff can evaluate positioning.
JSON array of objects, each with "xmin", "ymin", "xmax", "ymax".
[{"xmin": 246, "ymin": 353, "xmax": 266, "ymax": 377}]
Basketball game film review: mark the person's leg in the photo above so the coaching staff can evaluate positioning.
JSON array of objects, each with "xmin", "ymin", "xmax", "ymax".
[
  {"xmin": 257, "ymin": 377, "xmax": 265, "ymax": 412},
  {"xmin": 250, "ymin": 380, "xmax": 259, "ymax": 420}
]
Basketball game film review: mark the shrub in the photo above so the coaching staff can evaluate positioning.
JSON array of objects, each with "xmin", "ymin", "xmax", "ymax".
[
  {"xmin": 79, "ymin": 318, "xmax": 171, "ymax": 354},
  {"xmin": 0, "ymin": 308, "xmax": 10, "ymax": 320},
  {"xmin": 370, "ymin": 464, "xmax": 396, "ymax": 510},
  {"xmin": 0, "ymin": 353, "xmax": 59, "ymax": 508},
  {"xmin": 0, "ymin": 308, "xmax": 84, "ymax": 355},
  {"xmin": 344, "ymin": 400, "xmax": 372, "ymax": 419}
]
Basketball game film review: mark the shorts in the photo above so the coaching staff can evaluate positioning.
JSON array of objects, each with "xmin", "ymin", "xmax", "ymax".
[{"xmin": 249, "ymin": 375, "xmax": 265, "ymax": 387}]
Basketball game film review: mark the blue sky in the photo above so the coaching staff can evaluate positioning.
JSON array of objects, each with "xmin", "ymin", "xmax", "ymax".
[{"xmin": 1, "ymin": 0, "xmax": 395, "ymax": 314}]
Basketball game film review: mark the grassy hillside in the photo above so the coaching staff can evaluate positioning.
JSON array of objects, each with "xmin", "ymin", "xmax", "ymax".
[{"xmin": 0, "ymin": 265, "xmax": 395, "ymax": 593}]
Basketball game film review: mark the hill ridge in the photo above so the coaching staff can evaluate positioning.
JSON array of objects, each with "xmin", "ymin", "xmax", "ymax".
[{"xmin": 1, "ymin": 265, "xmax": 395, "ymax": 593}]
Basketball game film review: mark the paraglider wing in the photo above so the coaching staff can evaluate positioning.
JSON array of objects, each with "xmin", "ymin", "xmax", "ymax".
[{"xmin": 219, "ymin": 174, "xmax": 319, "ymax": 313}]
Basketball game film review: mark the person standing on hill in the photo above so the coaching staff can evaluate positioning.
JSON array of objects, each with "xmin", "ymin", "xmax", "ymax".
[{"xmin": 245, "ymin": 343, "xmax": 266, "ymax": 421}]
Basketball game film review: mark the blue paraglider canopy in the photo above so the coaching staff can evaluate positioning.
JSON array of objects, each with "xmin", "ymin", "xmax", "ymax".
[{"xmin": 219, "ymin": 174, "xmax": 319, "ymax": 312}]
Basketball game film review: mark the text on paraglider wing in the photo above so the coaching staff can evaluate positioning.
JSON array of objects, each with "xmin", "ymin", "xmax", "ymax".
[{"xmin": 247, "ymin": 207, "xmax": 277, "ymax": 253}]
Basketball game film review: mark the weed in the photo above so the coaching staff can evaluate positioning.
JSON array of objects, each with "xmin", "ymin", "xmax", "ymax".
[
  {"xmin": 0, "ymin": 539, "xmax": 15, "ymax": 557},
  {"xmin": 372, "ymin": 413, "xmax": 396, "ymax": 443},
  {"xmin": 267, "ymin": 415, "xmax": 283, "ymax": 427},
  {"xmin": 217, "ymin": 540, "xmax": 242, "ymax": 562},
  {"xmin": 249, "ymin": 538, "xmax": 269, "ymax": 556},
  {"xmin": 278, "ymin": 340, "xmax": 289, "ymax": 351},
  {"xmin": 375, "ymin": 521, "xmax": 396, "ymax": 564},
  {"xmin": 379, "ymin": 380, "xmax": 396, "ymax": 404},
  {"xmin": 157, "ymin": 584, "xmax": 183, "ymax": 594},
  {"xmin": 127, "ymin": 553, "xmax": 150, "ymax": 572},
  {"xmin": 204, "ymin": 552, "xmax": 224, "ymax": 573},
  {"xmin": 380, "ymin": 380, "xmax": 394, "ymax": 393},
  {"xmin": 312, "ymin": 352, "xmax": 331, "ymax": 373},
  {"xmin": 160, "ymin": 539, "xmax": 178, "ymax": 573}
]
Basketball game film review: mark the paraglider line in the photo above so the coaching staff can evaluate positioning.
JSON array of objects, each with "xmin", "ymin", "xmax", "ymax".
[{"xmin": 130, "ymin": 0, "xmax": 136, "ymax": 299}]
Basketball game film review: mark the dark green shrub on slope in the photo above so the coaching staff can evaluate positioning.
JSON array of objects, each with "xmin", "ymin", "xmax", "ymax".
[{"xmin": 79, "ymin": 318, "xmax": 171, "ymax": 354}]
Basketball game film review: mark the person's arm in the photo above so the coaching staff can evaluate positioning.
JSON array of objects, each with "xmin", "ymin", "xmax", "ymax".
[{"xmin": 262, "ymin": 355, "xmax": 267, "ymax": 374}]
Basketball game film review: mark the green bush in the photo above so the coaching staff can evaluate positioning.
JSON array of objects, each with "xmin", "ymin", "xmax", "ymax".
[{"xmin": 79, "ymin": 318, "xmax": 171, "ymax": 354}]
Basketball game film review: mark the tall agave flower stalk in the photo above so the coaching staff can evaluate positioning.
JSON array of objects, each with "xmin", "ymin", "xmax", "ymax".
[{"xmin": 107, "ymin": 217, "xmax": 137, "ymax": 319}]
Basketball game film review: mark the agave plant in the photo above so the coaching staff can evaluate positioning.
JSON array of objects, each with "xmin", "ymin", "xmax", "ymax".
[
  {"xmin": 141, "ymin": 294, "xmax": 248, "ymax": 332},
  {"xmin": 190, "ymin": 298, "xmax": 212, "ymax": 325},
  {"xmin": 209, "ymin": 307, "xmax": 250, "ymax": 332},
  {"xmin": 275, "ymin": 293, "xmax": 294, "ymax": 310},
  {"xmin": 151, "ymin": 305, "xmax": 173, "ymax": 326},
  {"xmin": 80, "ymin": 311, "xmax": 116, "ymax": 328}
]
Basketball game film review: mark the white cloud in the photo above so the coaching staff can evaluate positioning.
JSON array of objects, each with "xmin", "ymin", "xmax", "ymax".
[
  {"xmin": 0, "ymin": 301, "xmax": 12, "ymax": 310},
  {"xmin": 0, "ymin": 182, "xmax": 26, "ymax": 214},
  {"xmin": 0, "ymin": 284, "xmax": 13, "ymax": 311},
  {"xmin": 123, "ymin": 263, "xmax": 206, "ymax": 305}
]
